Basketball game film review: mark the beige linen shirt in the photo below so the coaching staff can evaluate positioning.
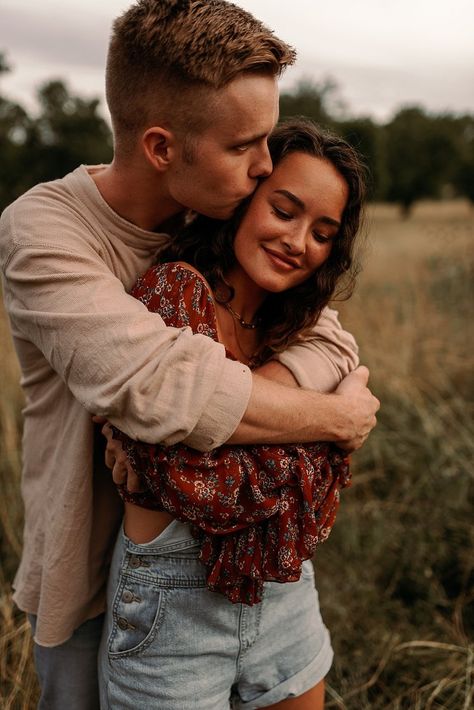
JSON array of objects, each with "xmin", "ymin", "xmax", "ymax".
[{"xmin": 0, "ymin": 165, "xmax": 358, "ymax": 646}]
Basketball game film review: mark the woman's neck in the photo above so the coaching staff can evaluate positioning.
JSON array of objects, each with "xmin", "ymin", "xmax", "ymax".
[{"xmin": 223, "ymin": 264, "xmax": 267, "ymax": 323}]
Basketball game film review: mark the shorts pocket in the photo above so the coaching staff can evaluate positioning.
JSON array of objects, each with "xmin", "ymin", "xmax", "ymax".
[{"xmin": 108, "ymin": 573, "xmax": 166, "ymax": 658}]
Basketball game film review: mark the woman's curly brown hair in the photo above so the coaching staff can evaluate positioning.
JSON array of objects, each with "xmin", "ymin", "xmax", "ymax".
[{"xmin": 160, "ymin": 118, "xmax": 367, "ymax": 364}]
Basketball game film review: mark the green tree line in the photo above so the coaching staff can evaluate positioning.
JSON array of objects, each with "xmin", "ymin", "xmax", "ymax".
[
  {"xmin": 1, "ymin": 54, "xmax": 473, "ymax": 215},
  {"xmin": 0, "ymin": 54, "xmax": 112, "ymax": 212},
  {"xmin": 280, "ymin": 79, "xmax": 474, "ymax": 215}
]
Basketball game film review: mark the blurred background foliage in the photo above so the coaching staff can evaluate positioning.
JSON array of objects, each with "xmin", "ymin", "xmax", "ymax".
[
  {"xmin": 1, "ymin": 50, "xmax": 473, "ymax": 217},
  {"xmin": 279, "ymin": 78, "xmax": 474, "ymax": 215},
  {"xmin": 0, "ymin": 52, "xmax": 113, "ymax": 211}
]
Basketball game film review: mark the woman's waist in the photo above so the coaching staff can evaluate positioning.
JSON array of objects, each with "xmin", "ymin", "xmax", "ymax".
[{"xmin": 124, "ymin": 503, "xmax": 179, "ymax": 545}]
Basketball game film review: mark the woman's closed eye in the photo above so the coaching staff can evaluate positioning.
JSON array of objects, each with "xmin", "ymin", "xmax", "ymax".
[
  {"xmin": 272, "ymin": 206, "xmax": 293, "ymax": 220},
  {"xmin": 312, "ymin": 231, "xmax": 333, "ymax": 244}
]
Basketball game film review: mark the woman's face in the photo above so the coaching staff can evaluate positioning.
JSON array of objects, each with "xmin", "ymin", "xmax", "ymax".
[{"xmin": 233, "ymin": 151, "xmax": 349, "ymax": 293}]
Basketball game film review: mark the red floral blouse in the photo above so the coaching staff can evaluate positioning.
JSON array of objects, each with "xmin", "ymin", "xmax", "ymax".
[{"xmin": 114, "ymin": 262, "xmax": 351, "ymax": 605}]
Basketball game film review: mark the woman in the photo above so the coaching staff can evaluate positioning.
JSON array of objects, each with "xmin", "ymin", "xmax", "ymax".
[{"xmin": 99, "ymin": 119, "xmax": 366, "ymax": 710}]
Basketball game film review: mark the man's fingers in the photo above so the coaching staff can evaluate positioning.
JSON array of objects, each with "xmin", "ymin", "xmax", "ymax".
[
  {"xmin": 97, "ymin": 418, "xmax": 144, "ymax": 492},
  {"xmin": 92, "ymin": 415, "xmax": 107, "ymax": 425},
  {"xmin": 101, "ymin": 422, "xmax": 114, "ymax": 442},
  {"xmin": 104, "ymin": 433, "xmax": 121, "ymax": 470},
  {"xmin": 352, "ymin": 365, "xmax": 370, "ymax": 385},
  {"xmin": 125, "ymin": 466, "xmax": 145, "ymax": 493},
  {"xmin": 112, "ymin": 459, "xmax": 144, "ymax": 492},
  {"xmin": 339, "ymin": 411, "xmax": 378, "ymax": 452},
  {"xmin": 338, "ymin": 440, "xmax": 355, "ymax": 453},
  {"xmin": 111, "ymin": 462, "xmax": 127, "ymax": 485},
  {"xmin": 339, "ymin": 435, "xmax": 365, "ymax": 452}
]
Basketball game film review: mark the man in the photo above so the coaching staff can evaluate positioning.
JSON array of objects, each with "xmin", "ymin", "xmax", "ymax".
[{"xmin": 0, "ymin": 1, "xmax": 379, "ymax": 708}]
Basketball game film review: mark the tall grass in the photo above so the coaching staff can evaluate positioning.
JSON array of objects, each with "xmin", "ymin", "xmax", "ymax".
[
  {"xmin": 0, "ymin": 201, "xmax": 473, "ymax": 708},
  {"xmin": 0, "ymin": 289, "xmax": 38, "ymax": 708},
  {"xmin": 319, "ymin": 201, "xmax": 474, "ymax": 708}
]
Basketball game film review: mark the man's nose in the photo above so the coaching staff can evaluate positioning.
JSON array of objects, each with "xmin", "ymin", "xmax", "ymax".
[{"xmin": 248, "ymin": 143, "xmax": 272, "ymax": 179}]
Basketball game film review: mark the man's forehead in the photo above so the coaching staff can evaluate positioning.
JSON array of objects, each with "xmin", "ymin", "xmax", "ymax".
[
  {"xmin": 207, "ymin": 75, "xmax": 279, "ymax": 141},
  {"xmin": 217, "ymin": 73, "xmax": 278, "ymax": 107}
]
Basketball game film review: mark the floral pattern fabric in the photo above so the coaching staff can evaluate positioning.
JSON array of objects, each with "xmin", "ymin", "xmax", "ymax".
[{"xmin": 115, "ymin": 262, "xmax": 351, "ymax": 604}]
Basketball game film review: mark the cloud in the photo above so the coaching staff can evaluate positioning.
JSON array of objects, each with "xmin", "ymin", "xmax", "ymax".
[
  {"xmin": 2, "ymin": 0, "xmax": 473, "ymax": 121},
  {"xmin": 2, "ymin": 5, "xmax": 108, "ymax": 70},
  {"xmin": 281, "ymin": 58, "xmax": 474, "ymax": 121}
]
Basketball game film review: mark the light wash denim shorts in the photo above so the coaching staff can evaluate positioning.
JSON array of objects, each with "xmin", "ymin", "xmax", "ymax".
[{"xmin": 99, "ymin": 520, "xmax": 333, "ymax": 710}]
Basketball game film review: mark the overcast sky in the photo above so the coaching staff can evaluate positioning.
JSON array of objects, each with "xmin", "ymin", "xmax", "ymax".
[{"xmin": 1, "ymin": 0, "xmax": 473, "ymax": 122}]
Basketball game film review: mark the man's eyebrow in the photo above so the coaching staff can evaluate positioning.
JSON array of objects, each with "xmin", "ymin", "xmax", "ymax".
[
  {"xmin": 233, "ymin": 130, "xmax": 270, "ymax": 145},
  {"xmin": 274, "ymin": 189, "xmax": 341, "ymax": 228}
]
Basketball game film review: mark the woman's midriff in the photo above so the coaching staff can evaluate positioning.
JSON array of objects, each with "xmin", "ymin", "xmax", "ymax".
[{"xmin": 124, "ymin": 502, "xmax": 175, "ymax": 544}]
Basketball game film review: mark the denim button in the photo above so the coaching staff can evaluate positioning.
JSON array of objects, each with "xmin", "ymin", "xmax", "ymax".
[
  {"xmin": 117, "ymin": 617, "xmax": 130, "ymax": 630},
  {"xmin": 122, "ymin": 590, "xmax": 134, "ymax": 603},
  {"xmin": 129, "ymin": 556, "xmax": 141, "ymax": 569}
]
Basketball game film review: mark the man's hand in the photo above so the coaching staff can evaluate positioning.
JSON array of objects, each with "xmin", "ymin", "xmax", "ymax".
[
  {"xmin": 334, "ymin": 366, "xmax": 380, "ymax": 452},
  {"xmin": 92, "ymin": 416, "xmax": 144, "ymax": 492},
  {"xmin": 254, "ymin": 363, "xmax": 379, "ymax": 452},
  {"xmin": 230, "ymin": 363, "xmax": 379, "ymax": 448}
]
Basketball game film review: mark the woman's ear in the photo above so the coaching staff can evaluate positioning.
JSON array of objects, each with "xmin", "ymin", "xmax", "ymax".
[{"xmin": 142, "ymin": 126, "xmax": 176, "ymax": 172}]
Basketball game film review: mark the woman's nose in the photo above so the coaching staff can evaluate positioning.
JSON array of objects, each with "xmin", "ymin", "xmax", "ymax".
[{"xmin": 282, "ymin": 227, "xmax": 306, "ymax": 255}]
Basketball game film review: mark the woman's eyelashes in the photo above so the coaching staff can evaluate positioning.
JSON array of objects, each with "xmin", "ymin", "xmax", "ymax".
[
  {"xmin": 272, "ymin": 204, "xmax": 334, "ymax": 244},
  {"xmin": 312, "ymin": 231, "xmax": 332, "ymax": 244},
  {"xmin": 271, "ymin": 205, "xmax": 293, "ymax": 220}
]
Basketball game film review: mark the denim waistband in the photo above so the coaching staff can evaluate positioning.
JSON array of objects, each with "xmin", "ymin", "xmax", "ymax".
[{"xmin": 122, "ymin": 519, "xmax": 199, "ymax": 557}]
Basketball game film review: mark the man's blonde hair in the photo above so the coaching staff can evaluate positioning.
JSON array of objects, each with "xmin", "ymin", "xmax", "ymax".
[{"xmin": 106, "ymin": 0, "xmax": 296, "ymax": 153}]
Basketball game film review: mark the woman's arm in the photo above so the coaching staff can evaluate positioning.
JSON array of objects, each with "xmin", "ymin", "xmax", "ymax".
[{"xmin": 274, "ymin": 307, "xmax": 359, "ymax": 391}]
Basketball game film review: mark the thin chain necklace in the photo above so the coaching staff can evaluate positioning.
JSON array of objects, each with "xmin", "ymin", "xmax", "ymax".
[
  {"xmin": 224, "ymin": 303, "xmax": 261, "ymax": 330},
  {"xmin": 228, "ymin": 312, "xmax": 258, "ymax": 363}
]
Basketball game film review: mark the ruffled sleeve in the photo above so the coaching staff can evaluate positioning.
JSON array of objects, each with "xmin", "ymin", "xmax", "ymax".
[
  {"xmin": 114, "ymin": 262, "xmax": 351, "ymax": 604},
  {"xmin": 130, "ymin": 261, "xmax": 219, "ymax": 339}
]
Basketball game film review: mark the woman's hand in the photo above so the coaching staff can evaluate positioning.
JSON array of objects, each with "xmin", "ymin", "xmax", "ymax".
[{"xmin": 92, "ymin": 416, "xmax": 144, "ymax": 492}]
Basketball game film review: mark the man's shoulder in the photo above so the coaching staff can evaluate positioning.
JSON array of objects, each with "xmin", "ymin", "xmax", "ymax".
[
  {"xmin": 2, "ymin": 167, "xmax": 86, "ymax": 224},
  {"xmin": 0, "ymin": 166, "xmax": 100, "ymax": 263}
]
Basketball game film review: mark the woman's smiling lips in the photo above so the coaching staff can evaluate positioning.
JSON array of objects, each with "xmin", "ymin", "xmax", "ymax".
[{"xmin": 262, "ymin": 246, "xmax": 301, "ymax": 270}]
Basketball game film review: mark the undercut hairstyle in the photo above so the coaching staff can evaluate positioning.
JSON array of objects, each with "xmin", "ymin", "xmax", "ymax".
[
  {"xmin": 106, "ymin": 0, "xmax": 296, "ymax": 154},
  {"xmin": 160, "ymin": 118, "xmax": 367, "ymax": 365}
]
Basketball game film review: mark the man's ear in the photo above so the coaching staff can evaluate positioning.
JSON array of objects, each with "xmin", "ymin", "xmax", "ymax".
[{"xmin": 142, "ymin": 127, "xmax": 177, "ymax": 172}]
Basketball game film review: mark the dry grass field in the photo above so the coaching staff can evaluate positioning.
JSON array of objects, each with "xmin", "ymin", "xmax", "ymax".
[{"xmin": 0, "ymin": 201, "xmax": 473, "ymax": 709}]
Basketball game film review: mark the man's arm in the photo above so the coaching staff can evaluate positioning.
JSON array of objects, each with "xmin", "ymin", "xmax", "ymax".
[
  {"xmin": 229, "ymin": 366, "xmax": 379, "ymax": 452},
  {"xmin": 232, "ymin": 311, "xmax": 376, "ymax": 452},
  {"xmin": 0, "ymin": 232, "xmax": 251, "ymax": 451},
  {"xmin": 102, "ymin": 364, "xmax": 378, "ymax": 489},
  {"xmin": 2, "ymin": 197, "xmax": 374, "ymax": 454}
]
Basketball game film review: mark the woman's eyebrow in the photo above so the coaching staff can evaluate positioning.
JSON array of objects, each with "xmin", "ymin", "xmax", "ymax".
[
  {"xmin": 320, "ymin": 216, "xmax": 341, "ymax": 228},
  {"xmin": 274, "ymin": 189, "xmax": 341, "ymax": 228},
  {"xmin": 273, "ymin": 189, "xmax": 305, "ymax": 209}
]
